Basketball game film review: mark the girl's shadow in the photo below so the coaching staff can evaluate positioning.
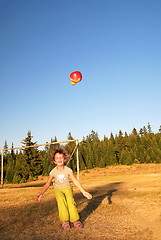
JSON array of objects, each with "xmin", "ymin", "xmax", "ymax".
[{"xmin": 79, "ymin": 183, "xmax": 120, "ymax": 223}]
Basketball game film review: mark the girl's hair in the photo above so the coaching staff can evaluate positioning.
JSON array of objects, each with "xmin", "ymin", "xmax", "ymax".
[{"xmin": 49, "ymin": 146, "xmax": 69, "ymax": 163}]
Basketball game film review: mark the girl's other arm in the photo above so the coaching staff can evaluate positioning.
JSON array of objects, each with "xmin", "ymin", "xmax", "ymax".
[
  {"xmin": 35, "ymin": 176, "xmax": 53, "ymax": 202},
  {"xmin": 70, "ymin": 172, "xmax": 92, "ymax": 199}
]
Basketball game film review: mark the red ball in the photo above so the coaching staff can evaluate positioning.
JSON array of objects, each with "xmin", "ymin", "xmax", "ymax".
[{"xmin": 70, "ymin": 71, "xmax": 82, "ymax": 83}]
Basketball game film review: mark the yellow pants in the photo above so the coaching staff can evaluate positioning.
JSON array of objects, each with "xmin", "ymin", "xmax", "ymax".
[{"xmin": 54, "ymin": 187, "xmax": 80, "ymax": 223}]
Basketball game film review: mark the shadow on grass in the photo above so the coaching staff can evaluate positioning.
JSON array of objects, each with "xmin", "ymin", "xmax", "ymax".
[
  {"xmin": 79, "ymin": 182, "xmax": 122, "ymax": 223},
  {"xmin": 2, "ymin": 181, "xmax": 50, "ymax": 189},
  {"xmin": 9, "ymin": 183, "xmax": 46, "ymax": 188}
]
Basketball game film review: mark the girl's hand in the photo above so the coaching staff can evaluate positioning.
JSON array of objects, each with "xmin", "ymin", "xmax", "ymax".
[
  {"xmin": 35, "ymin": 193, "xmax": 43, "ymax": 202},
  {"xmin": 83, "ymin": 191, "xmax": 92, "ymax": 199}
]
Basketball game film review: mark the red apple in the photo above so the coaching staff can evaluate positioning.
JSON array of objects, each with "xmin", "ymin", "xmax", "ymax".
[{"xmin": 70, "ymin": 71, "xmax": 82, "ymax": 83}]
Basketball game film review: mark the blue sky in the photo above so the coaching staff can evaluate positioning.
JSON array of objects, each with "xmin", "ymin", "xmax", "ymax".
[{"xmin": 0, "ymin": 0, "xmax": 161, "ymax": 149}]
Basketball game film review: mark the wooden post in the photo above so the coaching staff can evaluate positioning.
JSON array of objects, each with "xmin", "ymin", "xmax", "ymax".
[
  {"xmin": 76, "ymin": 139, "xmax": 80, "ymax": 180},
  {"xmin": 1, "ymin": 150, "xmax": 4, "ymax": 188}
]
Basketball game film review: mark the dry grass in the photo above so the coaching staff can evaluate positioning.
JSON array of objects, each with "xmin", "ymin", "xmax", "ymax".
[{"xmin": 0, "ymin": 163, "xmax": 161, "ymax": 240}]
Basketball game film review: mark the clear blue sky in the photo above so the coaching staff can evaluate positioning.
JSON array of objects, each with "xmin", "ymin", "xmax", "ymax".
[{"xmin": 1, "ymin": 0, "xmax": 161, "ymax": 149}]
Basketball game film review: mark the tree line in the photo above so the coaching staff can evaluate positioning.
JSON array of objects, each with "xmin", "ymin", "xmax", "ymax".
[{"xmin": 1, "ymin": 123, "xmax": 161, "ymax": 184}]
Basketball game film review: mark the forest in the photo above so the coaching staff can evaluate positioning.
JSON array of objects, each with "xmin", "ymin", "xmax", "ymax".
[{"xmin": 1, "ymin": 123, "xmax": 161, "ymax": 184}]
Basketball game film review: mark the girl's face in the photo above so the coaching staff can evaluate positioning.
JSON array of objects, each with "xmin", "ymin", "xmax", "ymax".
[{"xmin": 54, "ymin": 153, "xmax": 65, "ymax": 166}]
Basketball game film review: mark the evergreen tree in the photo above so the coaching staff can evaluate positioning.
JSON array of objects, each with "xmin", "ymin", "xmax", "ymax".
[
  {"xmin": 147, "ymin": 122, "xmax": 152, "ymax": 133},
  {"xmin": 143, "ymin": 126, "xmax": 147, "ymax": 135},
  {"xmin": 120, "ymin": 149, "xmax": 133, "ymax": 165},
  {"xmin": 3, "ymin": 140, "xmax": 9, "ymax": 180},
  {"xmin": 12, "ymin": 152, "xmax": 30, "ymax": 183},
  {"xmin": 159, "ymin": 125, "xmax": 161, "ymax": 133},
  {"xmin": 106, "ymin": 142, "xmax": 117, "ymax": 166},
  {"xmin": 5, "ymin": 143, "xmax": 15, "ymax": 183},
  {"xmin": 21, "ymin": 131, "xmax": 42, "ymax": 181},
  {"xmin": 98, "ymin": 157, "xmax": 106, "ymax": 168},
  {"xmin": 80, "ymin": 136, "xmax": 93, "ymax": 169},
  {"xmin": 139, "ymin": 128, "xmax": 144, "ymax": 136},
  {"xmin": 154, "ymin": 148, "xmax": 161, "ymax": 163},
  {"xmin": 89, "ymin": 130, "xmax": 100, "ymax": 167},
  {"xmin": 4, "ymin": 140, "xmax": 9, "ymax": 153},
  {"xmin": 132, "ymin": 128, "xmax": 138, "ymax": 137},
  {"xmin": 110, "ymin": 133, "xmax": 115, "ymax": 145},
  {"xmin": 78, "ymin": 140, "xmax": 88, "ymax": 170},
  {"xmin": 125, "ymin": 132, "xmax": 128, "ymax": 138},
  {"xmin": 114, "ymin": 130, "xmax": 125, "ymax": 164}
]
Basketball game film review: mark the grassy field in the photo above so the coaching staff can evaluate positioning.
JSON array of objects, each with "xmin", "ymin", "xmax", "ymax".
[{"xmin": 0, "ymin": 163, "xmax": 161, "ymax": 240}]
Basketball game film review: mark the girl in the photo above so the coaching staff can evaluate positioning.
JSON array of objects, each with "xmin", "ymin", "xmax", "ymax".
[{"xmin": 35, "ymin": 147, "xmax": 92, "ymax": 230}]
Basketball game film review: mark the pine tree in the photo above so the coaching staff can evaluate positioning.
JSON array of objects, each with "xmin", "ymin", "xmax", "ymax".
[
  {"xmin": 132, "ymin": 128, "xmax": 138, "ymax": 137},
  {"xmin": 143, "ymin": 126, "xmax": 147, "ymax": 135},
  {"xmin": 139, "ymin": 128, "xmax": 144, "ymax": 136},
  {"xmin": 120, "ymin": 149, "xmax": 133, "ymax": 165},
  {"xmin": 98, "ymin": 157, "xmax": 105, "ymax": 168},
  {"xmin": 110, "ymin": 133, "xmax": 115, "ymax": 145},
  {"xmin": 41, "ymin": 149, "xmax": 53, "ymax": 176},
  {"xmin": 89, "ymin": 130, "xmax": 100, "ymax": 167},
  {"xmin": 80, "ymin": 137, "xmax": 93, "ymax": 169},
  {"xmin": 12, "ymin": 152, "xmax": 30, "ymax": 183},
  {"xmin": 3, "ymin": 140, "xmax": 9, "ymax": 181},
  {"xmin": 21, "ymin": 131, "xmax": 42, "ymax": 181},
  {"xmin": 114, "ymin": 130, "xmax": 125, "ymax": 164},
  {"xmin": 147, "ymin": 122, "xmax": 152, "ymax": 134},
  {"xmin": 159, "ymin": 125, "xmax": 161, "ymax": 133},
  {"xmin": 101, "ymin": 137, "xmax": 117, "ymax": 166},
  {"xmin": 5, "ymin": 143, "xmax": 15, "ymax": 183}
]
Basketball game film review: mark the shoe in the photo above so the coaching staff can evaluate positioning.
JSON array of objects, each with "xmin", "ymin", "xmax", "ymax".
[
  {"xmin": 62, "ymin": 221, "xmax": 70, "ymax": 231},
  {"xmin": 73, "ymin": 220, "xmax": 83, "ymax": 229}
]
